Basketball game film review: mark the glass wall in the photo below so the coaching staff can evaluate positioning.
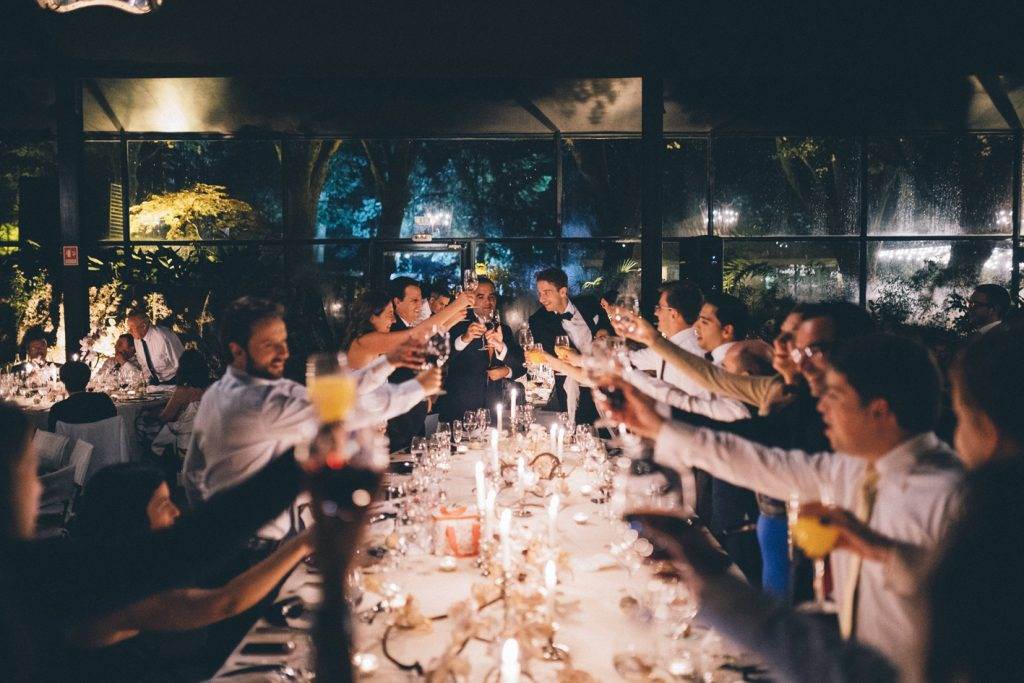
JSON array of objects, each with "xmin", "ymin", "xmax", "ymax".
[{"xmin": 1, "ymin": 128, "xmax": 1020, "ymax": 369}]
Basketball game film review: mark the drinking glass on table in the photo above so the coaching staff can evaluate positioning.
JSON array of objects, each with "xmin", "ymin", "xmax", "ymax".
[
  {"xmin": 410, "ymin": 436, "xmax": 428, "ymax": 463},
  {"xmin": 452, "ymin": 420, "xmax": 464, "ymax": 448}
]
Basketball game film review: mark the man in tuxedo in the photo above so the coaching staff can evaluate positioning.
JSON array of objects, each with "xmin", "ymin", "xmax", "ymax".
[
  {"xmin": 967, "ymin": 284, "xmax": 1010, "ymax": 336},
  {"xmin": 385, "ymin": 276, "xmax": 429, "ymax": 452},
  {"xmin": 439, "ymin": 277, "xmax": 525, "ymax": 422},
  {"xmin": 528, "ymin": 267, "xmax": 612, "ymax": 424}
]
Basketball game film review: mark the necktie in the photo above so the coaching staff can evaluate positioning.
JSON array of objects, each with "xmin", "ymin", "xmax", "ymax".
[
  {"xmin": 838, "ymin": 462, "xmax": 880, "ymax": 639},
  {"xmin": 557, "ymin": 312, "xmax": 574, "ymax": 322},
  {"xmin": 659, "ymin": 359, "xmax": 666, "ymax": 380},
  {"xmin": 140, "ymin": 338, "xmax": 160, "ymax": 382},
  {"xmin": 704, "ymin": 351, "xmax": 714, "ymax": 362}
]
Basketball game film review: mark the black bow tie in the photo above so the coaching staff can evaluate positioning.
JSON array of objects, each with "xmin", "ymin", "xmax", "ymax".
[
  {"xmin": 704, "ymin": 351, "xmax": 714, "ymax": 361},
  {"xmin": 557, "ymin": 312, "xmax": 574, "ymax": 321}
]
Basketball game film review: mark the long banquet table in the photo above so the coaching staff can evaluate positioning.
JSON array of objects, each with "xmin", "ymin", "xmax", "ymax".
[{"xmin": 213, "ymin": 443, "xmax": 755, "ymax": 682}]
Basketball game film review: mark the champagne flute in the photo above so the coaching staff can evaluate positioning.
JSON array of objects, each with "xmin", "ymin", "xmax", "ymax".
[
  {"xmin": 789, "ymin": 491, "xmax": 839, "ymax": 612},
  {"xmin": 452, "ymin": 420, "xmax": 464, "ymax": 449}
]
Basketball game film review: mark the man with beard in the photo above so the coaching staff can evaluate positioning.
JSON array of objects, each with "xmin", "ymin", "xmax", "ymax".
[{"xmin": 184, "ymin": 297, "xmax": 438, "ymax": 541}]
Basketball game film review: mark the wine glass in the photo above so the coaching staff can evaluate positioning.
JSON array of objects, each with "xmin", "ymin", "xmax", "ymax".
[
  {"xmin": 306, "ymin": 352, "xmax": 358, "ymax": 425},
  {"xmin": 423, "ymin": 325, "xmax": 451, "ymax": 395},
  {"xmin": 463, "ymin": 269, "xmax": 479, "ymax": 293},
  {"xmin": 480, "ymin": 309, "xmax": 501, "ymax": 352},
  {"xmin": 516, "ymin": 325, "xmax": 534, "ymax": 349},
  {"xmin": 554, "ymin": 335, "xmax": 572, "ymax": 361},
  {"xmin": 452, "ymin": 420, "xmax": 464, "ymax": 449}
]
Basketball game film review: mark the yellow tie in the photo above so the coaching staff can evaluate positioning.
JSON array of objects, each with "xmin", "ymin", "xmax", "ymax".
[{"xmin": 839, "ymin": 462, "xmax": 880, "ymax": 639}]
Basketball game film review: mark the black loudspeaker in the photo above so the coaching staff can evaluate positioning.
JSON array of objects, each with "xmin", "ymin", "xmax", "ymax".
[
  {"xmin": 18, "ymin": 176, "xmax": 60, "ymax": 268},
  {"xmin": 671, "ymin": 236, "xmax": 723, "ymax": 294}
]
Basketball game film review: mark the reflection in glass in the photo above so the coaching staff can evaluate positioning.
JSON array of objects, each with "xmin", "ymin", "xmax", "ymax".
[
  {"xmin": 867, "ymin": 135, "xmax": 1013, "ymax": 235},
  {"xmin": 663, "ymin": 138, "xmax": 708, "ymax": 237},
  {"xmin": 127, "ymin": 140, "xmax": 282, "ymax": 240},
  {"xmin": 867, "ymin": 239, "xmax": 1012, "ymax": 328},
  {"xmin": 712, "ymin": 137, "xmax": 860, "ymax": 236},
  {"xmin": 724, "ymin": 240, "xmax": 859, "ymax": 334},
  {"xmin": 563, "ymin": 138, "xmax": 641, "ymax": 237},
  {"xmin": 560, "ymin": 242, "xmax": 641, "ymax": 298}
]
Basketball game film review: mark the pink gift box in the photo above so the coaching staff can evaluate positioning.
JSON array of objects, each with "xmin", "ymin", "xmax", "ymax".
[{"xmin": 431, "ymin": 505, "xmax": 481, "ymax": 557}]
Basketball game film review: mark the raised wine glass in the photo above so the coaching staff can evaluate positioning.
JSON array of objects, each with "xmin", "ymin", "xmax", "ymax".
[
  {"xmin": 423, "ymin": 325, "xmax": 451, "ymax": 395},
  {"xmin": 789, "ymin": 489, "xmax": 839, "ymax": 613},
  {"xmin": 463, "ymin": 269, "xmax": 479, "ymax": 293},
  {"xmin": 554, "ymin": 335, "xmax": 572, "ymax": 361}
]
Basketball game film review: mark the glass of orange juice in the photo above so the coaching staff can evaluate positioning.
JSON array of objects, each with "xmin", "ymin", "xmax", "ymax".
[
  {"xmin": 789, "ymin": 499, "xmax": 839, "ymax": 612},
  {"xmin": 306, "ymin": 352, "xmax": 357, "ymax": 425}
]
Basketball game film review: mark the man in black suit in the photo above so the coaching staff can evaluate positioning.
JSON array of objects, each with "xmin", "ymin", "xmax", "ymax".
[
  {"xmin": 438, "ymin": 277, "xmax": 525, "ymax": 422},
  {"xmin": 528, "ymin": 267, "xmax": 612, "ymax": 424},
  {"xmin": 385, "ymin": 276, "xmax": 429, "ymax": 452},
  {"xmin": 48, "ymin": 361, "xmax": 117, "ymax": 431}
]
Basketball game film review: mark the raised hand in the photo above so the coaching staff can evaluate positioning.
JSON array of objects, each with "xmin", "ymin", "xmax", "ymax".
[
  {"xmin": 613, "ymin": 311, "xmax": 657, "ymax": 346},
  {"xmin": 594, "ymin": 376, "xmax": 665, "ymax": 440},
  {"xmin": 462, "ymin": 322, "xmax": 487, "ymax": 343},
  {"xmin": 484, "ymin": 325, "xmax": 505, "ymax": 351},
  {"xmin": 387, "ymin": 337, "xmax": 427, "ymax": 369}
]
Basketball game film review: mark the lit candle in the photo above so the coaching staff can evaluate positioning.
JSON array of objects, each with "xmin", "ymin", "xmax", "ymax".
[
  {"xmin": 556, "ymin": 426, "xmax": 564, "ymax": 461},
  {"xmin": 484, "ymin": 487, "xmax": 497, "ymax": 539},
  {"xmin": 496, "ymin": 403, "xmax": 503, "ymax": 433},
  {"xmin": 544, "ymin": 559, "xmax": 558, "ymax": 621},
  {"xmin": 499, "ymin": 508, "xmax": 513, "ymax": 573},
  {"xmin": 475, "ymin": 460, "xmax": 486, "ymax": 515},
  {"xmin": 490, "ymin": 428, "xmax": 500, "ymax": 474},
  {"xmin": 499, "ymin": 637, "xmax": 520, "ymax": 683},
  {"xmin": 549, "ymin": 423, "xmax": 557, "ymax": 453},
  {"xmin": 547, "ymin": 494, "xmax": 560, "ymax": 541}
]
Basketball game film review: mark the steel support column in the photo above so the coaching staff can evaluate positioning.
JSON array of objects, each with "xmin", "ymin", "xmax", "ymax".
[
  {"xmin": 640, "ymin": 75, "xmax": 664, "ymax": 315},
  {"xmin": 57, "ymin": 76, "xmax": 88, "ymax": 358}
]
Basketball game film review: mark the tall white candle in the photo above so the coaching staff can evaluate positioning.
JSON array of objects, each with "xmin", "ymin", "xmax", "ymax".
[
  {"xmin": 475, "ymin": 461, "xmax": 486, "ymax": 515},
  {"xmin": 515, "ymin": 456, "xmax": 526, "ymax": 498},
  {"xmin": 556, "ymin": 426, "xmax": 564, "ymax": 461},
  {"xmin": 499, "ymin": 637, "xmax": 520, "ymax": 683},
  {"xmin": 549, "ymin": 423, "xmax": 557, "ymax": 453},
  {"xmin": 496, "ymin": 403, "xmax": 503, "ymax": 433},
  {"xmin": 547, "ymin": 494, "xmax": 560, "ymax": 541},
  {"xmin": 499, "ymin": 508, "xmax": 513, "ymax": 572},
  {"xmin": 545, "ymin": 558, "xmax": 557, "ymax": 592}
]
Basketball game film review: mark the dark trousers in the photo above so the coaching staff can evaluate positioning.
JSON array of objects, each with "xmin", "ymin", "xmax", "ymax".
[{"xmin": 718, "ymin": 528, "xmax": 763, "ymax": 587}]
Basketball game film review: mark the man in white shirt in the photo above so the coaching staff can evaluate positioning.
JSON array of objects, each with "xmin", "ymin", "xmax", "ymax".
[
  {"xmin": 96, "ymin": 333, "xmax": 143, "ymax": 378},
  {"xmin": 967, "ymin": 284, "xmax": 1010, "ymax": 336},
  {"xmin": 184, "ymin": 296, "xmax": 440, "ymax": 541},
  {"xmin": 126, "ymin": 309, "xmax": 185, "ymax": 385},
  {"xmin": 627, "ymin": 280, "xmax": 708, "ymax": 397},
  {"xmin": 603, "ymin": 333, "xmax": 962, "ymax": 678}
]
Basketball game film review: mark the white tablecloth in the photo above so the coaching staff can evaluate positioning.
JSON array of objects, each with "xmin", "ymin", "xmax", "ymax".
[
  {"xmin": 23, "ymin": 394, "xmax": 170, "ymax": 462},
  {"xmin": 213, "ymin": 446, "xmax": 755, "ymax": 681}
]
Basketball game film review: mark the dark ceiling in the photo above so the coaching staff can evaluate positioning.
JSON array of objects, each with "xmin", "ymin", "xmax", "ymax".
[{"xmin": 2, "ymin": 1, "xmax": 1023, "ymax": 134}]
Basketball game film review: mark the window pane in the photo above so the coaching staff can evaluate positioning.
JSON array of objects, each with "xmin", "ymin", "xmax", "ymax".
[
  {"xmin": 128, "ymin": 140, "xmax": 283, "ymax": 240},
  {"xmin": 563, "ymin": 138, "xmax": 641, "ymax": 237},
  {"xmin": 383, "ymin": 249, "xmax": 462, "ymax": 290},
  {"xmin": 560, "ymin": 241, "xmax": 641, "ymax": 298},
  {"xmin": 713, "ymin": 137, "xmax": 861, "ymax": 236},
  {"xmin": 867, "ymin": 135, "xmax": 1013, "ymax": 235},
  {"xmin": 867, "ymin": 239, "xmax": 1013, "ymax": 329},
  {"xmin": 318, "ymin": 140, "xmax": 555, "ymax": 239},
  {"xmin": 0, "ymin": 139, "xmax": 57, "ymax": 245},
  {"xmin": 663, "ymin": 138, "xmax": 708, "ymax": 237},
  {"xmin": 476, "ymin": 241, "xmax": 552, "ymax": 329},
  {"xmin": 83, "ymin": 141, "xmax": 123, "ymax": 243},
  {"xmin": 724, "ymin": 239, "xmax": 860, "ymax": 333}
]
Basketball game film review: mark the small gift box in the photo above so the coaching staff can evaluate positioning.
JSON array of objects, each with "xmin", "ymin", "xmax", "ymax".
[{"xmin": 431, "ymin": 505, "xmax": 481, "ymax": 557}]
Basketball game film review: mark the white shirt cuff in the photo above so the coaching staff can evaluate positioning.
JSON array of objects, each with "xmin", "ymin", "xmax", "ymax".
[
  {"xmin": 454, "ymin": 335, "xmax": 470, "ymax": 352},
  {"xmin": 495, "ymin": 344, "xmax": 507, "ymax": 361}
]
